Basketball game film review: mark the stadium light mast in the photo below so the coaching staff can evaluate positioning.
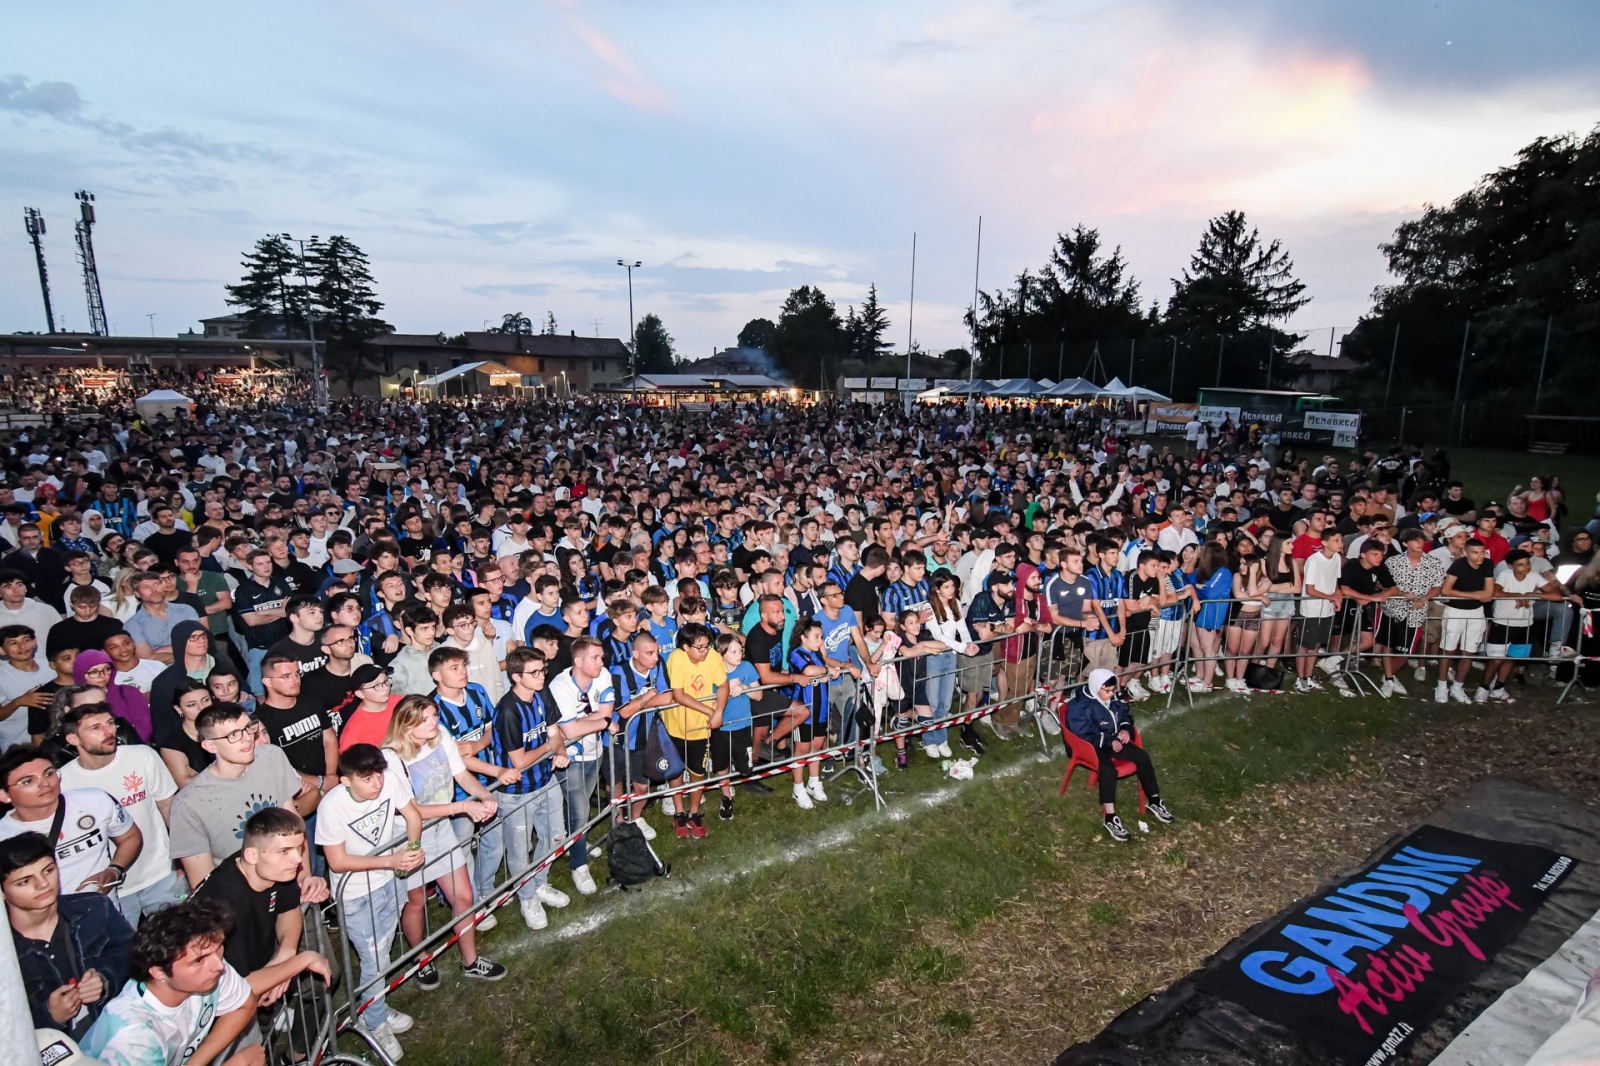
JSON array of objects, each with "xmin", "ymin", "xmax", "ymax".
[
  {"xmin": 73, "ymin": 191, "xmax": 109, "ymax": 336},
  {"xmin": 22, "ymin": 208, "xmax": 56, "ymax": 333}
]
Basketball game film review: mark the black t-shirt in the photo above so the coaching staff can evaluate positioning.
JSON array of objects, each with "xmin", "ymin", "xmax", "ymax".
[
  {"xmin": 143, "ymin": 528, "xmax": 194, "ymax": 565},
  {"xmin": 301, "ymin": 667, "xmax": 360, "ymax": 733},
  {"xmin": 1440, "ymin": 495, "xmax": 1475, "ymax": 517},
  {"xmin": 268, "ymin": 636, "xmax": 328, "ymax": 677},
  {"xmin": 1269, "ymin": 505, "xmax": 1299, "ymax": 535},
  {"xmin": 843, "ymin": 572, "xmax": 881, "ymax": 623},
  {"xmin": 1125, "ymin": 574, "xmax": 1160, "ymax": 632},
  {"xmin": 46, "ymin": 615, "xmax": 126, "ymax": 660},
  {"xmin": 743, "ymin": 623, "xmax": 784, "ymax": 709},
  {"xmin": 157, "ymin": 724, "xmax": 214, "ymax": 776},
  {"xmin": 398, "ymin": 535, "xmax": 434, "ymax": 565},
  {"xmin": 254, "ymin": 698, "xmax": 332, "ymax": 775},
  {"xmin": 1445, "ymin": 557, "xmax": 1494, "ymax": 610},
  {"xmin": 1340, "ymin": 559, "xmax": 1394, "ymax": 599},
  {"xmin": 194, "ymin": 852, "xmax": 301, "ymax": 977},
  {"xmin": 274, "ymin": 560, "xmax": 320, "ymax": 596}
]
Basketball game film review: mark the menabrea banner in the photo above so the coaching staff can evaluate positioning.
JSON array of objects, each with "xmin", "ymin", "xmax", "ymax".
[{"xmin": 1197, "ymin": 825, "xmax": 1576, "ymax": 1066}]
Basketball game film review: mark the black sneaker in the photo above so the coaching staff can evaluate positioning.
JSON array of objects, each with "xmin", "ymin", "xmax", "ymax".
[
  {"xmin": 416, "ymin": 961, "xmax": 440, "ymax": 991},
  {"xmin": 739, "ymin": 779, "xmax": 774, "ymax": 795},
  {"xmin": 959, "ymin": 724, "xmax": 986, "ymax": 756},
  {"xmin": 461, "ymin": 956, "xmax": 507, "ymax": 981},
  {"xmin": 1104, "ymin": 815, "xmax": 1130, "ymax": 842},
  {"xmin": 719, "ymin": 795, "xmax": 735, "ymax": 821},
  {"xmin": 820, "ymin": 757, "xmax": 838, "ymax": 777},
  {"xmin": 1148, "ymin": 800, "xmax": 1174, "ymax": 824}
]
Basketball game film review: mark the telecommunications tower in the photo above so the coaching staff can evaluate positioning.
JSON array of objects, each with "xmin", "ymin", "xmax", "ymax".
[
  {"xmin": 22, "ymin": 208, "xmax": 57, "ymax": 333},
  {"xmin": 74, "ymin": 190, "xmax": 109, "ymax": 336}
]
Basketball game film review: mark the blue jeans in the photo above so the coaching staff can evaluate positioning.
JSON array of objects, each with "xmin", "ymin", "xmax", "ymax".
[
  {"xmin": 245, "ymin": 646, "xmax": 268, "ymax": 696},
  {"xmin": 556, "ymin": 760, "xmax": 600, "ymax": 870},
  {"xmin": 478, "ymin": 781, "xmax": 565, "ymax": 901},
  {"xmin": 828, "ymin": 672, "xmax": 860, "ymax": 743},
  {"xmin": 343, "ymin": 879, "xmax": 402, "ymax": 1030},
  {"xmin": 114, "ymin": 869, "xmax": 187, "ymax": 926},
  {"xmin": 921, "ymin": 651, "xmax": 958, "ymax": 746},
  {"xmin": 1534, "ymin": 599, "xmax": 1571, "ymax": 652}
]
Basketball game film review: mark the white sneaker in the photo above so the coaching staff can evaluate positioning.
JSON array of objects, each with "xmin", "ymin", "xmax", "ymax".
[
  {"xmin": 1379, "ymin": 679, "xmax": 1396, "ymax": 698},
  {"xmin": 1434, "ymin": 683, "xmax": 1449, "ymax": 704},
  {"xmin": 1213, "ymin": 664, "xmax": 1225, "ymax": 679},
  {"xmin": 938, "ymin": 742, "xmax": 953, "ymax": 758},
  {"xmin": 1449, "ymin": 683, "xmax": 1471, "ymax": 705},
  {"xmin": 535, "ymin": 883, "xmax": 570, "ymax": 909},
  {"xmin": 1317, "ymin": 655, "xmax": 1342, "ymax": 676},
  {"xmin": 634, "ymin": 816, "xmax": 656, "ymax": 841},
  {"xmin": 476, "ymin": 910, "xmax": 496, "ymax": 932},
  {"xmin": 1414, "ymin": 664, "xmax": 1428, "ymax": 683},
  {"xmin": 793, "ymin": 783, "xmax": 815, "ymax": 810},
  {"xmin": 806, "ymin": 778, "xmax": 828, "ymax": 802},
  {"xmin": 661, "ymin": 795, "xmax": 676, "ymax": 816},
  {"xmin": 1224, "ymin": 678, "xmax": 1249, "ymax": 695},
  {"xmin": 923, "ymin": 742, "xmax": 941, "ymax": 758},
  {"xmin": 520, "ymin": 898, "xmax": 548, "ymax": 930},
  {"xmin": 1388, "ymin": 678, "xmax": 1407, "ymax": 697},
  {"xmin": 1301, "ymin": 677, "xmax": 1324, "ymax": 691},
  {"xmin": 571, "ymin": 864, "xmax": 597, "ymax": 896},
  {"xmin": 1557, "ymin": 645, "xmax": 1578, "ymax": 659},
  {"xmin": 386, "ymin": 1008, "xmax": 415, "ymax": 1034},
  {"xmin": 363, "ymin": 1019, "xmax": 404, "ymax": 1061},
  {"xmin": 1127, "ymin": 679, "xmax": 1151, "ymax": 701},
  {"xmin": 1473, "ymin": 686, "xmax": 1490, "ymax": 704},
  {"xmin": 1186, "ymin": 678, "xmax": 1213, "ymax": 692}
]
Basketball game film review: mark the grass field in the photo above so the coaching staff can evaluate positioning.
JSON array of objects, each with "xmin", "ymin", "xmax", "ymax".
[
  {"xmin": 375, "ymin": 678, "xmax": 1596, "ymax": 1066},
  {"xmin": 1433, "ymin": 445, "xmax": 1600, "ymax": 517}
]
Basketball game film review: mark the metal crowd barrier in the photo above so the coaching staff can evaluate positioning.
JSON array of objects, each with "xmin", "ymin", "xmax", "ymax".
[{"xmin": 299, "ymin": 593, "xmax": 1599, "ymax": 1063}]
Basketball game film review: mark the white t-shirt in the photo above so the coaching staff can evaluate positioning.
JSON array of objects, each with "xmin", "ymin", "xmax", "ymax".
[
  {"xmin": 82, "ymin": 960, "xmax": 252, "ymax": 1066},
  {"xmin": 0, "ymin": 787, "xmax": 133, "ymax": 895},
  {"xmin": 0, "ymin": 660, "xmax": 48, "ymax": 752},
  {"xmin": 0, "ymin": 598, "xmax": 58, "ymax": 667},
  {"xmin": 1490, "ymin": 569, "xmax": 1543, "ymax": 626},
  {"xmin": 383, "ymin": 739, "xmax": 465, "ymax": 807},
  {"xmin": 546, "ymin": 667, "xmax": 615, "ymax": 762},
  {"xmin": 115, "ymin": 658, "xmax": 166, "ymax": 696},
  {"xmin": 1300, "ymin": 551, "xmax": 1342, "ymax": 618},
  {"xmin": 314, "ymin": 769, "xmax": 415, "ymax": 903},
  {"xmin": 62, "ymin": 745, "xmax": 178, "ymax": 893}
]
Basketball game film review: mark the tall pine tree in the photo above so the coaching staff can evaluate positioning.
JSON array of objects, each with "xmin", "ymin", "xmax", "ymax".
[
  {"xmin": 305, "ymin": 236, "xmax": 390, "ymax": 389},
  {"xmin": 224, "ymin": 235, "xmax": 306, "ymax": 338},
  {"xmin": 632, "ymin": 313, "xmax": 677, "ymax": 374}
]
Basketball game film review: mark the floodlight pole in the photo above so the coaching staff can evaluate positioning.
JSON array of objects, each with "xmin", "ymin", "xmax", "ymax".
[
  {"xmin": 967, "ymin": 216, "xmax": 982, "ymax": 415},
  {"xmin": 1452, "ymin": 320, "xmax": 1471, "ymax": 444},
  {"xmin": 904, "ymin": 232, "xmax": 916, "ymax": 415},
  {"xmin": 617, "ymin": 259, "xmax": 641, "ymax": 399}
]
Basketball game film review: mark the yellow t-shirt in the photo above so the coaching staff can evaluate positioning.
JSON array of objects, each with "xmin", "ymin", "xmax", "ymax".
[{"xmin": 664, "ymin": 648, "xmax": 726, "ymax": 741}]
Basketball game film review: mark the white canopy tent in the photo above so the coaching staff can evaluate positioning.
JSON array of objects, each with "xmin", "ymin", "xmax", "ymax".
[{"xmin": 134, "ymin": 388, "xmax": 193, "ymax": 421}]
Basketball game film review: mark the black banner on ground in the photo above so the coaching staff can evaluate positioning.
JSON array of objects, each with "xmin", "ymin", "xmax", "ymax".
[{"xmin": 1197, "ymin": 825, "xmax": 1573, "ymax": 1064}]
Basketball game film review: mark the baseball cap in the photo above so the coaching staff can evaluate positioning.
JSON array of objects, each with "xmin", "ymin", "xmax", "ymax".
[
  {"xmin": 350, "ymin": 663, "xmax": 387, "ymax": 689},
  {"xmin": 987, "ymin": 569, "xmax": 1017, "ymax": 588},
  {"xmin": 330, "ymin": 558, "xmax": 363, "ymax": 575}
]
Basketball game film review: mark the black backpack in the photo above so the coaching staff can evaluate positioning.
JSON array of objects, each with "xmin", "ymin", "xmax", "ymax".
[
  {"xmin": 607, "ymin": 820, "xmax": 669, "ymax": 889},
  {"xmin": 1244, "ymin": 663, "xmax": 1285, "ymax": 691}
]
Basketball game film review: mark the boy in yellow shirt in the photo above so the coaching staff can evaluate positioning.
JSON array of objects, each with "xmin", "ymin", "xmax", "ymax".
[{"xmin": 663, "ymin": 622, "xmax": 726, "ymax": 839}]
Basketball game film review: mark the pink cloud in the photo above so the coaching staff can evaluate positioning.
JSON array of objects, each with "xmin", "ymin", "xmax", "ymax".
[{"xmin": 551, "ymin": 1, "xmax": 672, "ymax": 112}]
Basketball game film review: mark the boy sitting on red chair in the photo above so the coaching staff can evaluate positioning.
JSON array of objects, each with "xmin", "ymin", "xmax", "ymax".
[{"xmin": 1064, "ymin": 668, "xmax": 1174, "ymax": 841}]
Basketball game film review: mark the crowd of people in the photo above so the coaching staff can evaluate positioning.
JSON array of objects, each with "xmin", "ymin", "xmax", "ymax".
[{"xmin": 2, "ymin": 382, "xmax": 1598, "ymax": 1065}]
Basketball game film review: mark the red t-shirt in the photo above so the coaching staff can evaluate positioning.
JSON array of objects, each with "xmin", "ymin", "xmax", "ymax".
[
  {"xmin": 1291, "ymin": 533, "xmax": 1322, "ymax": 560},
  {"xmin": 337, "ymin": 695, "xmax": 401, "ymax": 751}
]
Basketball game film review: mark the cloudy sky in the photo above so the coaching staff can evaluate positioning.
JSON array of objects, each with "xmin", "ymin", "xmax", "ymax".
[{"xmin": 3, "ymin": 1, "xmax": 1596, "ymax": 360}]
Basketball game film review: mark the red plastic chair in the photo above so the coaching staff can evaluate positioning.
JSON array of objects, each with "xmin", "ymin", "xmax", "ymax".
[{"xmin": 1057, "ymin": 702, "xmax": 1147, "ymax": 813}]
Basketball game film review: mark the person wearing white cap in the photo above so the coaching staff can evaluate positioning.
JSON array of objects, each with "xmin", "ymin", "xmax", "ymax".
[{"xmin": 1063, "ymin": 669, "xmax": 1172, "ymax": 841}]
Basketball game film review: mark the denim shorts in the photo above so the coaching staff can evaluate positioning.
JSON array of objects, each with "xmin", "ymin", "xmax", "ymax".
[{"xmin": 1262, "ymin": 593, "xmax": 1297, "ymax": 620}]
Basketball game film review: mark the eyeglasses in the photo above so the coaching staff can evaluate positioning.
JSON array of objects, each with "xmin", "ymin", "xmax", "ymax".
[
  {"xmin": 8, "ymin": 765, "xmax": 59, "ymax": 789},
  {"xmin": 360, "ymin": 676, "xmax": 392, "ymax": 689},
  {"xmin": 207, "ymin": 722, "xmax": 257, "ymax": 745},
  {"xmin": 521, "ymin": 667, "xmax": 547, "ymax": 677},
  {"xmin": 84, "ymin": 664, "xmax": 113, "ymax": 675}
]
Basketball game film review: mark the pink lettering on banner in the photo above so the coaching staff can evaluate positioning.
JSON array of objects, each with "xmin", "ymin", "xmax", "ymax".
[
  {"xmin": 1331, "ymin": 946, "xmax": 1434, "ymax": 1035},
  {"xmin": 1403, "ymin": 872, "xmax": 1521, "ymax": 962}
]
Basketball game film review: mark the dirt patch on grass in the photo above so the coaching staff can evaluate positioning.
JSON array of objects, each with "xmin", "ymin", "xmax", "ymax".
[{"xmin": 806, "ymin": 700, "xmax": 1600, "ymax": 1066}]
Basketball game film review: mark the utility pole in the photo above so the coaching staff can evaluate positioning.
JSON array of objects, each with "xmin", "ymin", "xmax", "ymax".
[
  {"xmin": 1451, "ymin": 320, "xmax": 1471, "ymax": 445},
  {"xmin": 1128, "ymin": 338, "xmax": 1135, "ymax": 385},
  {"xmin": 1215, "ymin": 335, "xmax": 1225, "ymax": 387},
  {"xmin": 1168, "ymin": 336, "xmax": 1177, "ymax": 397},
  {"xmin": 282, "ymin": 234, "xmax": 327, "ymax": 413},
  {"xmin": 1383, "ymin": 323, "xmax": 1401, "ymax": 408},
  {"xmin": 617, "ymin": 260, "xmax": 641, "ymax": 396},
  {"xmin": 966, "ymin": 216, "xmax": 982, "ymax": 414},
  {"xmin": 145, "ymin": 313, "xmax": 156, "ymax": 337},
  {"xmin": 22, "ymin": 208, "xmax": 56, "ymax": 333},
  {"xmin": 1531, "ymin": 316, "xmax": 1553, "ymax": 448},
  {"xmin": 905, "ymin": 232, "xmax": 917, "ymax": 415}
]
